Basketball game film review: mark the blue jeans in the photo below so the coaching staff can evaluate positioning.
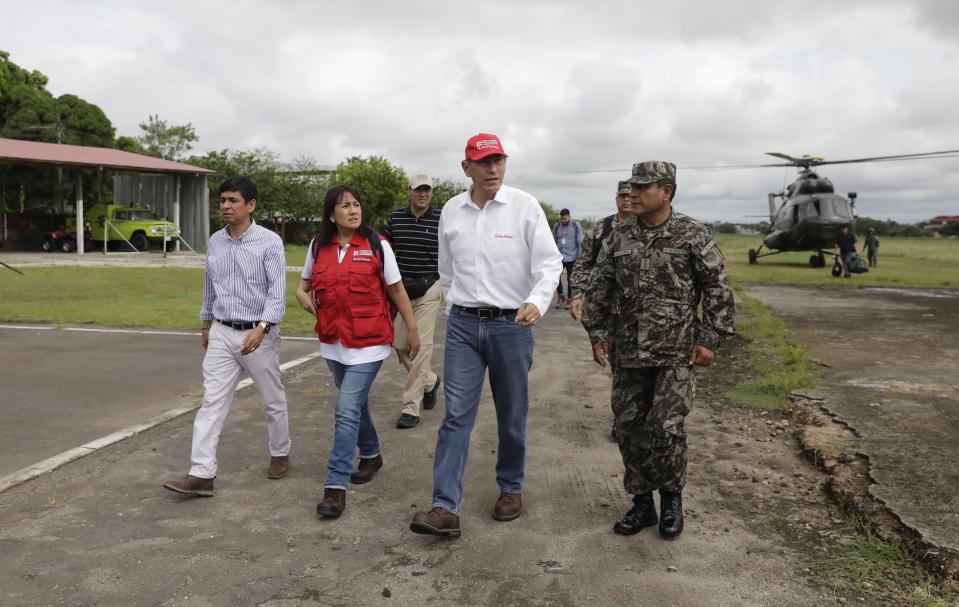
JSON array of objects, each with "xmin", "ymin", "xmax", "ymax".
[
  {"xmin": 842, "ymin": 252, "xmax": 856, "ymax": 277},
  {"xmin": 432, "ymin": 307, "xmax": 534, "ymax": 515},
  {"xmin": 324, "ymin": 359, "xmax": 383, "ymax": 489}
]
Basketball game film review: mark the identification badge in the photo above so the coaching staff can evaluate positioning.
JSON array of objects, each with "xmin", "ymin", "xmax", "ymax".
[{"xmin": 560, "ymin": 237, "xmax": 566, "ymax": 245}]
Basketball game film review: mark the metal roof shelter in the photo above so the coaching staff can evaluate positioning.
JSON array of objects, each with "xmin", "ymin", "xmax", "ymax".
[{"xmin": 0, "ymin": 138, "xmax": 214, "ymax": 254}]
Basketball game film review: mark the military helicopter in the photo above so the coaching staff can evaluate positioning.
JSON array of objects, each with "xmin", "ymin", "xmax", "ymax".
[{"xmin": 747, "ymin": 150, "xmax": 959, "ymax": 267}]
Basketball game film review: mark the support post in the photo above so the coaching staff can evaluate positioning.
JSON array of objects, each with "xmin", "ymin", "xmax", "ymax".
[
  {"xmin": 174, "ymin": 175, "xmax": 181, "ymax": 253},
  {"xmin": 76, "ymin": 171, "xmax": 84, "ymax": 255}
]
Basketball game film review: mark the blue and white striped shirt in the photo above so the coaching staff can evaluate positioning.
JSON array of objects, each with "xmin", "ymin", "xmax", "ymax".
[{"xmin": 200, "ymin": 221, "xmax": 286, "ymax": 325}]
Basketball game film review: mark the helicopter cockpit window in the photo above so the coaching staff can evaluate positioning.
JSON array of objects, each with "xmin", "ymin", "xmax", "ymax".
[
  {"xmin": 834, "ymin": 200, "xmax": 854, "ymax": 221},
  {"xmin": 798, "ymin": 200, "xmax": 821, "ymax": 220}
]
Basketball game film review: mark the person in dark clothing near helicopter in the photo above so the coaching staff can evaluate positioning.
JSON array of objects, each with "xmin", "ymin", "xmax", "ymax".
[
  {"xmin": 863, "ymin": 228, "xmax": 879, "ymax": 267},
  {"xmin": 834, "ymin": 224, "xmax": 858, "ymax": 278}
]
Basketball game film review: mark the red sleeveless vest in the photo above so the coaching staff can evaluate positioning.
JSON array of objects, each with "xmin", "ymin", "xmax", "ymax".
[{"xmin": 310, "ymin": 232, "xmax": 395, "ymax": 348}]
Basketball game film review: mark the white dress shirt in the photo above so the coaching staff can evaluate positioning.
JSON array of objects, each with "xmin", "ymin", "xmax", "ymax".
[{"xmin": 438, "ymin": 184, "xmax": 563, "ymax": 317}]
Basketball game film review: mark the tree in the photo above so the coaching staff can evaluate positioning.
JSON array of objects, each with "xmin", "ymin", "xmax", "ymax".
[
  {"xmin": 539, "ymin": 201, "xmax": 561, "ymax": 227},
  {"xmin": 332, "ymin": 156, "xmax": 408, "ymax": 229},
  {"xmin": 430, "ymin": 177, "xmax": 467, "ymax": 210},
  {"xmin": 116, "ymin": 135, "xmax": 147, "ymax": 154},
  {"xmin": 136, "ymin": 114, "xmax": 198, "ymax": 160},
  {"xmin": 0, "ymin": 51, "xmax": 118, "ymax": 212},
  {"xmin": 55, "ymin": 94, "xmax": 114, "ymax": 147},
  {"xmin": 193, "ymin": 148, "xmax": 331, "ymax": 240}
]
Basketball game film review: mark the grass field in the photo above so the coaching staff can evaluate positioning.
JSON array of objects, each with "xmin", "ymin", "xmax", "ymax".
[
  {"xmin": 0, "ymin": 237, "xmax": 955, "ymax": 332},
  {"xmin": 716, "ymin": 233, "xmax": 959, "ymax": 289},
  {"xmin": 0, "ymin": 265, "xmax": 319, "ymax": 335}
]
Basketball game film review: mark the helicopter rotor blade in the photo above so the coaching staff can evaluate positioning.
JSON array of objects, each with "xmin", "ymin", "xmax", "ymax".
[
  {"xmin": 569, "ymin": 148, "xmax": 959, "ymax": 174},
  {"xmin": 813, "ymin": 149, "xmax": 959, "ymax": 166},
  {"xmin": 570, "ymin": 162, "xmax": 792, "ymax": 174}
]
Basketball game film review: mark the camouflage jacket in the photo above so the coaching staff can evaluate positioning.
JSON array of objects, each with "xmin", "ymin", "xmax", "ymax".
[
  {"xmin": 569, "ymin": 213, "xmax": 617, "ymax": 300},
  {"xmin": 582, "ymin": 211, "xmax": 735, "ymax": 367}
]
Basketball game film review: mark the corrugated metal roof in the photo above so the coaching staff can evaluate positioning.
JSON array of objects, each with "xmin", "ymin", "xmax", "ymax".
[{"xmin": 0, "ymin": 138, "xmax": 214, "ymax": 174}]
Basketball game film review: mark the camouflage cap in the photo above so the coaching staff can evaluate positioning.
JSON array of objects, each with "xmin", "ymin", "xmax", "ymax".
[
  {"xmin": 625, "ymin": 161, "xmax": 676, "ymax": 185},
  {"xmin": 617, "ymin": 181, "xmax": 631, "ymax": 195}
]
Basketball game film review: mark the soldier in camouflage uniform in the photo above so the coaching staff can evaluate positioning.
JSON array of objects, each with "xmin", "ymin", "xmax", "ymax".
[
  {"xmin": 582, "ymin": 161, "xmax": 735, "ymax": 540},
  {"xmin": 568, "ymin": 180, "xmax": 634, "ymax": 321},
  {"xmin": 569, "ymin": 180, "xmax": 635, "ymax": 440}
]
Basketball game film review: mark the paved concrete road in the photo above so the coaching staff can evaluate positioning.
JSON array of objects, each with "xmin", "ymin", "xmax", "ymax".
[
  {"xmin": 0, "ymin": 325, "xmax": 319, "ymax": 478},
  {"xmin": 747, "ymin": 285, "xmax": 959, "ymax": 555},
  {"xmin": 0, "ymin": 310, "xmax": 841, "ymax": 606}
]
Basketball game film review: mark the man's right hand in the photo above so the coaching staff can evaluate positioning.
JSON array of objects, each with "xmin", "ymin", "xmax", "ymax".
[
  {"xmin": 592, "ymin": 341, "xmax": 609, "ymax": 368},
  {"xmin": 201, "ymin": 328, "xmax": 210, "ymax": 351},
  {"xmin": 568, "ymin": 297, "xmax": 582, "ymax": 320}
]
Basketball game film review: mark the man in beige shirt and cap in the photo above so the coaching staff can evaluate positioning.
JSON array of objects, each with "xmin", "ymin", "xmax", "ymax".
[{"xmin": 383, "ymin": 174, "xmax": 444, "ymax": 429}]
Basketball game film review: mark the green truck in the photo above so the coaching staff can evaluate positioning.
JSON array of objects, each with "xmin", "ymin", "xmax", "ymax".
[{"xmin": 86, "ymin": 203, "xmax": 179, "ymax": 251}]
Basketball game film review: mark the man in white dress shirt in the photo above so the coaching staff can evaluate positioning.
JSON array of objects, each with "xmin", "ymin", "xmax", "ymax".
[{"xmin": 409, "ymin": 133, "xmax": 563, "ymax": 537}]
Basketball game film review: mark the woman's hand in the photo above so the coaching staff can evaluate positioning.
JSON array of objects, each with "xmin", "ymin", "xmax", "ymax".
[{"xmin": 295, "ymin": 278, "xmax": 317, "ymax": 315}]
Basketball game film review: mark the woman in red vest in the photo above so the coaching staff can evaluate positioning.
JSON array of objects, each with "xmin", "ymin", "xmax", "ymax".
[{"xmin": 295, "ymin": 185, "xmax": 420, "ymax": 519}]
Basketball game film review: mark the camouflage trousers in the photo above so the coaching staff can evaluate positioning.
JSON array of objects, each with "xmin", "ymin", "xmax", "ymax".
[{"xmin": 611, "ymin": 365, "xmax": 696, "ymax": 494}]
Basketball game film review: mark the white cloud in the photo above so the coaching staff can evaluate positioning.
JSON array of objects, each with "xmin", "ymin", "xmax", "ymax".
[{"xmin": 3, "ymin": 0, "xmax": 958, "ymax": 222}]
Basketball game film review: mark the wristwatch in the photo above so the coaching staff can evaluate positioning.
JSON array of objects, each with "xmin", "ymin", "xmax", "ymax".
[{"xmin": 258, "ymin": 321, "xmax": 273, "ymax": 333}]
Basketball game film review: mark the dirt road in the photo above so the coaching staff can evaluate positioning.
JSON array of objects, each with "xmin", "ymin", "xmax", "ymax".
[
  {"xmin": 747, "ymin": 284, "xmax": 959, "ymax": 561},
  {"xmin": 0, "ymin": 309, "xmax": 847, "ymax": 606}
]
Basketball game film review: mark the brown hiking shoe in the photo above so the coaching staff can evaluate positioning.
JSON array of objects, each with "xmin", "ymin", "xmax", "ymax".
[
  {"xmin": 410, "ymin": 507, "xmax": 461, "ymax": 537},
  {"xmin": 163, "ymin": 475, "xmax": 214, "ymax": 497},
  {"xmin": 316, "ymin": 488, "xmax": 346, "ymax": 519},
  {"xmin": 267, "ymin": 456, "xmax": 289, "ymax": 479},
  {"xmin": 349, "ymin": 454, "xmax": 383, "ymax": 484},
  {"xmin": 493, "ymin": 491, "xmax": 522, "ymax": 521}
]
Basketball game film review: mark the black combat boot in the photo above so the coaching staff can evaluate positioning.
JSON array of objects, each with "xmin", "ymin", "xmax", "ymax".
[
  {"xmin": 613, "ymin": 492, "xmax": 658, "ymax": 535},
  {"xmin": 658, "ymin": 490, "xmax": 684, "ymax": 540}
]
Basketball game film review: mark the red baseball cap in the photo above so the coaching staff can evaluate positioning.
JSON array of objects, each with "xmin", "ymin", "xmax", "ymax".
[{"xmin": 465, "ymin": 133, "xmax": 508, "ymax": 161}]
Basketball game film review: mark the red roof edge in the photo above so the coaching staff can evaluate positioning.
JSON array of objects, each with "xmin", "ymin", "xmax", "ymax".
[{"xmin": 0, "ymin": 138, "xmax": 214, "ymax": 174}]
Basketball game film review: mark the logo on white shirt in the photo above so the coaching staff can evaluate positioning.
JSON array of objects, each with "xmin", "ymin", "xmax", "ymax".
[{"xmin": 493, "ymin": 233, "xmax": 514, "ymax": 239}]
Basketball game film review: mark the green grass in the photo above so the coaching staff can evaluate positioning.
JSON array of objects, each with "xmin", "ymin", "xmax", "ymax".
[
  {"xmin": 811, "ymin": 525, "xmax": 958, "ymax": 606},
  {"xmin": 724, "ymin": 288, "xmax": 822, "ymax": 409},
  {"xmin": 1, "ymin": 237, "xmax": 954, "ymax": 334},
  {"xmin": 716, "ymin": 234, "xmax": 959, "ymax": 288},
  {"xmin": 0, "ymin": 266, "xmax": 319, "ymax": 335}
]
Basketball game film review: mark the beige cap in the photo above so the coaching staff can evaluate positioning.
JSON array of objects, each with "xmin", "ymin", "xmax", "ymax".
[{"xmin": 409, "ymin": 173, "xmax": 433, "ymax": 189}]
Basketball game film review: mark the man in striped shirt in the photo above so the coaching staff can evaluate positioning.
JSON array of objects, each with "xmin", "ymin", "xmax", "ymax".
[
  {"xmin": 164, "ymin": 176, "xmax": 290, "ymax": 497},
  {"xmin": 384, "ymin": 173, "xmax": 443, "ymax": 429}
]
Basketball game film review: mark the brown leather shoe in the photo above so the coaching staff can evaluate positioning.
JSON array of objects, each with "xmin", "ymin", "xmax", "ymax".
[
  {"xmin": 163, "ymin": 475, "xmax": 214, "ymax": 497},
  {"xmin": 410, "ymin": 507, "xmax": 461, "ymax": 537},
  {"xmin": 267, "ymin": 456, "xmax": 289, "ymax": 479},
  {"xmin": 493, "ymin": 491, "xmax": 522, "ymax": 521},
  {"xmin": 349, "ymin": 454, "xmax": 383, "ymax": 484},
  {"xmin": 316, "ymin": 488, "xmax": 346, "ymax": 518}
]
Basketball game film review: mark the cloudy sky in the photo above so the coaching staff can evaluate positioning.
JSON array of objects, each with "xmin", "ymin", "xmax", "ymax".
[{"xmin": 4, "ymin": 0, "xmax": 959, "ymax": 222}]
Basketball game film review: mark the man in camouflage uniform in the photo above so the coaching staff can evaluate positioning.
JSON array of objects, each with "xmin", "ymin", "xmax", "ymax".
[
  {"xmin": 569, "ymin": 180, "xmax": 635, "ymax": 440},
  {"xmin": 568, "ymin": 180, "xmax": 634, "ymax": 321},
  {"xmin": 582, "ymin": 161, "xmax": 735, "ymax": 540}
]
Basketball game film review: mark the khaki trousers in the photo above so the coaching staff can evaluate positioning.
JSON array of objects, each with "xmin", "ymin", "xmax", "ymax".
[{"xmin": 393, "ymin": 280, "xmax": 443, "ymax": 417}]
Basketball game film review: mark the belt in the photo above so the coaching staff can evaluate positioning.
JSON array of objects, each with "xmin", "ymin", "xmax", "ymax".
[
  {"xmin": 452, "ymin": 304, "xmax": 518, "ymax": 319},
  {"xmin": 216, "ymin": 319, "xmax": 257, "ymax": 331}
]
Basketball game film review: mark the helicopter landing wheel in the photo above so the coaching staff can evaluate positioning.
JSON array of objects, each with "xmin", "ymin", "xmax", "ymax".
[
  {"xmin": 748, "ymin": 249, "xmax": 758, "ymax": 265},
  {"xmin": 808, "ymin": 254, "xmax": 826, "ymax": 268}
]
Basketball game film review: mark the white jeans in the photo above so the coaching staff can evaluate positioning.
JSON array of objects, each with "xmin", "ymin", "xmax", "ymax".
[{"xmin": 189, "ymin": 322, "xmax": 290, "ymax": 478}]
